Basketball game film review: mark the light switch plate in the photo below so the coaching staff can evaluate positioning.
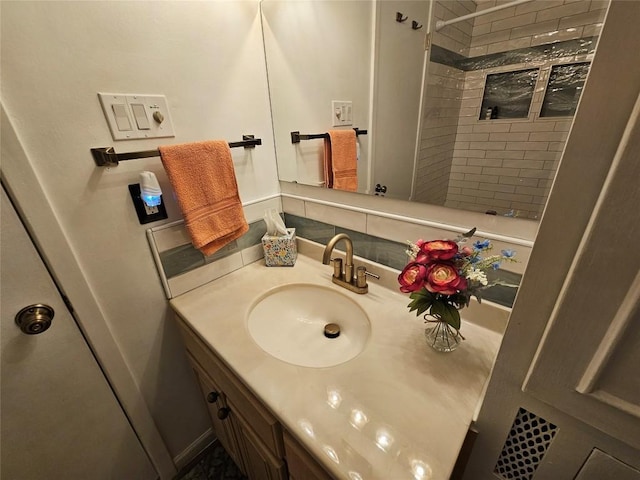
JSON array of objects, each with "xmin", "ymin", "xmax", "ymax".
[
  {"xmin": 331, "ymin": 100, "xmax": 353, "ymax": 126},
  {"xmin": 98, "ymin": 93, "xmax": 175, "ymax": 141}
]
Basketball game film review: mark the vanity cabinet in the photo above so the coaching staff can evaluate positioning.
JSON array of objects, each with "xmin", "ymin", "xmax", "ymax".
[{"xmin": 176, "ymin": 313, "xmax": 322, "ymax": 480}]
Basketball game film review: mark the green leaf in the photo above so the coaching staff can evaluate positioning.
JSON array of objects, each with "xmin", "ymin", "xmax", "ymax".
[
  {"xmin": 430, "ymin": 300, "xmax": 445, "ymax": 320},
  {"xmin": 408, "ymin": 296, "xmax": 432, "ymax": 316},
  {"xmin": 462, "ymin": 227, "xmax": 477, "ymax": 238},
  {"xmin": 443, "ymin": 303, "xmax": 461, "ymax": 330},
  {"xmin": 409, "ymin": 287, "xmax": 434, "ymax": 301}
]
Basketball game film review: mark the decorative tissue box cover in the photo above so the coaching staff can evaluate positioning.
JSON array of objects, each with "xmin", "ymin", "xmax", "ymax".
[{"xmin": 261, "ymin": 228, "xmax": 297, "ymax": 266}]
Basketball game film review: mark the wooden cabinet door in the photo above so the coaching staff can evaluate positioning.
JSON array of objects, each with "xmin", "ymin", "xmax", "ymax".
[
  {"xmin": 189, "ymin": 356, "xmax": 246, "ymax": 475},
  {"xmin": 230, "ymin": 399, "xmax": 287, "ymax": 480}
]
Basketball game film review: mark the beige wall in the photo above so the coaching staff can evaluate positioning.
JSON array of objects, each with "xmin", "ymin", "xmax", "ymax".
[{"xmin": 1, "ymin": 0, "xmax": 279, "ymax": 463}]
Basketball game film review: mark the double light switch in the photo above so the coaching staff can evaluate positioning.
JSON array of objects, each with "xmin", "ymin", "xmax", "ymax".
[{"xmin": 98, "ymin": 93, "xmax": 175, "ymax": 140}]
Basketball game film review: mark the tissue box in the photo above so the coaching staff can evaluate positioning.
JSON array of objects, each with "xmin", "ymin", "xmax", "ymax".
[{"xmin": 261, "ymin": 228, "xmax": 297, "ymax": 267}]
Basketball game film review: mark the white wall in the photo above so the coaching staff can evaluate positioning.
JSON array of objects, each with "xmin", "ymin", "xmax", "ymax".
[
  {"xmin": 1, "ymin": 0, "xmax": 279, "ymax": 462},
  {"xmin": 261, "ymin": 0, "xmax": 372, "ymax": 190},
  {"xmin": 371, "ymin": 0, "xmax": 431, "ymax": 200}
]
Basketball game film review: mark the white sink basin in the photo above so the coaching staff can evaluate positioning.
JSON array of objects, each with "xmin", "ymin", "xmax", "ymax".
[{"xmin": 246, "ymin": 283, "xmax": 371, "ymax": 368}]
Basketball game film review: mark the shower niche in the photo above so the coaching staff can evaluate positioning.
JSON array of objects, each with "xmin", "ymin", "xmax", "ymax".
[{"xmin": 480, "ymin": 68, "xmax": 539, "ymax": 121}]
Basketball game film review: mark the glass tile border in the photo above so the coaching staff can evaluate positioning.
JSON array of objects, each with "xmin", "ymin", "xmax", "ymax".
[
  {"xmin": 430, "ymin": 37, "xmax": 597, "ymax": 72},
  {"xmin": 284, "ymin": 213, "xmax": 520, "ymax": 308}
]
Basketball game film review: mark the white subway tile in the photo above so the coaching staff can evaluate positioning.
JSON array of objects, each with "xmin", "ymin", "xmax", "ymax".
[
  {"xmin": 483, "ymin": 166, "xmax": 521, "ymax": 177},
  {"xmin": 510, "ymin": 19, "xmax": 559, "ymax": 39},
  {"xmin": 468, "ymin": 157, "xmax": 503, "ymax": 167},
  {"xmin": 535, "ymin": 1, "xmax": 590, "ymax": 22},
  {"xmin": 282, "ymin": 196, "xmax": 305, "ymax": 217},
  {"xmin": 487, "ymin": 36, "xmax": 532, "ymax": 54},
  {"xmin": 498, "ymin": 176, "xmax": 540, "ymax": 187},
  {"xmin": 529, "ymin": 131, "xmax": 568, "ymax": 142},
  {"xmin": 478, "ymin": 182, "xmax": 516, "ymax": 193},
  {"xmin": 502, "ymin": 159, "xmax": 545, "ymax": 169},
  {"xmin": 506, "ymin": 141, "xmax": 549, "ymax": 151},
  {"xmin": 486, "ymin": 150, "xmax": 526, "ymax": 159},
  {"xmin": 531, "ymin": 26, "xmax": 583, "ymax": 46},
  {"xmin": 472, "ymin": 123, "xmax": 512, "ymax": 133},
  {"xmin": 464, "ymin": 173, "xmax": 499, "ymax": 183},
  {"xmin": 470, "ymin": 141, "xmax": 507, "ymax": 150},
  {"xmin": 305, "ymin": 203, "xmax": 367, "ymax": 232},
  {"xmin": 456, "ymin": 133, "xmax": 490, "ymax": 142},
  {"xmin": 510, "ymin": 122, "xmax": 556, "ymax": 132},
  {"xmin": 489, "ymin": 132, "xmax": 531, "ymax": 142}
]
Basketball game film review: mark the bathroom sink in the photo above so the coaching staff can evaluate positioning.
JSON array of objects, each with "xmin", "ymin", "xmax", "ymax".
[{"xmin": 246, "ymin": 284, "xmax": 371, "ymax": 368}]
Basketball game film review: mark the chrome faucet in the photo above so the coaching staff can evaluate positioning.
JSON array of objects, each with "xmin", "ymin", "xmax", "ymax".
[{"xmin": 322, "ymin": 233, "xmax": 379, "ymax": 294}]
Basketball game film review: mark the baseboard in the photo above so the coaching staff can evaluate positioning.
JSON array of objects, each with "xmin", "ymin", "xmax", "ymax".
[{"xmin": 172, "ymin": 428, "xmax": 216, "ymax": 471}]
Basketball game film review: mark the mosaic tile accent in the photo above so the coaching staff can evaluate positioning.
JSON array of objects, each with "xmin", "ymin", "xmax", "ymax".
[
  {"xmin": 159, "ymin": 220, "xmax": 268, "ymax": 279},
  {"xmin": 430, "ymin": 37, "xmax": 597, "ymax": 72}
]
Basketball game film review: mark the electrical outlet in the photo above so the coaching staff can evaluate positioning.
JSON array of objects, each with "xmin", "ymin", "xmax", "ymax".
[
  {"xmin": 128, "ymin": 184, "xmax": 168, "ymax": 224},
  {"xmin": 331, "ymin": 100, "xmax": 353, "ymax": 126}
]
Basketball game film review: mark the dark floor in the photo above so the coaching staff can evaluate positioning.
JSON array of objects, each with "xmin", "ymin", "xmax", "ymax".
[{"xmin": 175, "ymin": 441, "xmax": 246, "ymax": 480}]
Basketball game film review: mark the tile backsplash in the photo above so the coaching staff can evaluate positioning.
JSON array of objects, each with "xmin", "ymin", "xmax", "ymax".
[{"xmin": 147, "ymin": 195, "xmax": 523, "ymax": 307}]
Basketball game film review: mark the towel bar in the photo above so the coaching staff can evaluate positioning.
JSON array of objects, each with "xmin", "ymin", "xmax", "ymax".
[
  {"xmin": 290, "ymin": 128, "xmax": 367, "ymax": 144},
  {"xmin": 91, "ymin": 135, "xmax": 262, "ymax": 167}
]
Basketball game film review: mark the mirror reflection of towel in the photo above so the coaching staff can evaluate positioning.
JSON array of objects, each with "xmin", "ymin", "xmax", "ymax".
[
  {"xmin": 159, "ymin": 140, "xmax": 249, "ymax": 256},
  {"xmin": 324, "ymin": 130, "xmax": 357, "ymax": 191}
]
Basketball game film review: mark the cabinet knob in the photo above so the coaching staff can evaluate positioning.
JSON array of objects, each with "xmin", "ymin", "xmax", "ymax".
[
  {"xmin": 217, "ymin": 407, "xmax": 230, "ymax": 420},
  {"xmin": 206, "ymin": 391, "xmax": 219, "ymax": 403}
]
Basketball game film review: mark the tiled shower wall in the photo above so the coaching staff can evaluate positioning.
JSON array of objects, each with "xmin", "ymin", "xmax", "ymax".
[
  {"xmin": 417, "ymin": 0, "xmax": 608, "ymax": 219},
  {"xmin": 414, "ymin": 1, "xmax": 474, "ymax": 205}
]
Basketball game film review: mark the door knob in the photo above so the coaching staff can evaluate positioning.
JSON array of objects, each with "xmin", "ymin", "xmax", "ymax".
[
  {"xmin": 207, "ymin": 391, "xmax": 219, "ymax": 403},
  {"xmin": 15, "ymin": 304, "xmax": 54, "ymax": 335},
  {"xmin": 217, "ymin": 407, "xmax": 230, "ymax": 420}
]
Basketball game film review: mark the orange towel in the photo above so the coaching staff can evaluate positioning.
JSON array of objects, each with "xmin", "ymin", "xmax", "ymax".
[
  {"xmin": 159, "ymin": 141, "xmax": 249, "ymax": 256},
  {"xmin": 324, "ymin": 130, "xmax": 358, "ymax": 191}
]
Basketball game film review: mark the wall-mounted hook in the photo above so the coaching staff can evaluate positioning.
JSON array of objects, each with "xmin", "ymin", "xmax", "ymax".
[
  {"xmin": 396, "ymin": 12, "xmax": 408, "ymax": 23},
  {"xmin": 412, "ymin": 20, "xmax": 423, "ymax": 30}
]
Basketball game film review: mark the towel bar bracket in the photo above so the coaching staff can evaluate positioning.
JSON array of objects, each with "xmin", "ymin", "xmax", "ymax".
[{"xmin": 91, "ymin": 135, "xmax": 263, "ymax": 167}]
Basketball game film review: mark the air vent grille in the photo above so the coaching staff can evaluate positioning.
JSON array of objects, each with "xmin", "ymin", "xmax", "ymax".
[{"xmin": 494, "ymin": 407, "xmax": 558, "ymax": 479}]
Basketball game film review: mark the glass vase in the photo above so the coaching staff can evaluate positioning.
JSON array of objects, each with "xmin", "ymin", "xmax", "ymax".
[{"xmin": 424, "ymin": 319, "xmax": 462, "ymax": 352}]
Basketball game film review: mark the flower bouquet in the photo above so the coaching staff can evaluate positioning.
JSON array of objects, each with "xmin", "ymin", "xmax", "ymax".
[{"xmin": 398, "ymin": 228, "xmax": 516, "ymax": 351}]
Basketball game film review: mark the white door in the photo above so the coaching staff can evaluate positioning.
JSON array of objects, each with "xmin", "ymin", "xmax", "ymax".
[{"xmin": 1, "ymin": 186, "xmax": 157, "ymax": 480}]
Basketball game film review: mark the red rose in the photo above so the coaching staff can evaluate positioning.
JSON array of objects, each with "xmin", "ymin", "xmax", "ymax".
[
  {"xmin": 424, "ymin": 262, "xmax": 467, "ymax": 295},
  {"xmin": 419, "ymin": 240, "xmax": 459, "ymax": 261},
  {"xmin": 398, "ymin": 262, "xmax": 427, "ymax": 293}
]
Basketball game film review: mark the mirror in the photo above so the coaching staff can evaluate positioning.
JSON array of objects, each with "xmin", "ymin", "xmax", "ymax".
[{"xmin": 261, "ymin": 0, "xmax": 609, "ymax": 222}]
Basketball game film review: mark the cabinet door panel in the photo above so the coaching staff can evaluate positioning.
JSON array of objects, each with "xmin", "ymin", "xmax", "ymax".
[
  {"xmin": 284, "ymin": 430, "xmax": 332, "ymax": 480},
  {"xmin": 176, "ymin": 315, "xmax": 284, "ymax": 457},
  {"xmin": 231, "ymin": 400, "xmax": 287, "ymax": 480},
  {"xmin": 188, "ymin": 354, "xmax": 245, "ymax": 474}
]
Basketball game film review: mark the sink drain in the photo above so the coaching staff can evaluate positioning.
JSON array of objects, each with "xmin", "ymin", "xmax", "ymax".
[{"xmin": 324, "ymin": 323, "xmax": 340, "ymax": 339}]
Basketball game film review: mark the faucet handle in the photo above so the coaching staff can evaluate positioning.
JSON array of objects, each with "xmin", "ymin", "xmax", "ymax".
[
  {"xmin": 330, "ymin": 258, "xmax": 343, "ymax": 279},
  {"xmin": 356, "ymin": 266, "xmax": 380, "ymax": 288}
]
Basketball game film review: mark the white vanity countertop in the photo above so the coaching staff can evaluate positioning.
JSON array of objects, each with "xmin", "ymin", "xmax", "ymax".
[{"xmin": 170, "ymin": 253, "xmax": 506, "ymax": 480}]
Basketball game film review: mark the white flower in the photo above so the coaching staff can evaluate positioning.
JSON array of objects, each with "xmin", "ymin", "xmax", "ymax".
[{"xmin": 466, "ymin": 268, "xmax": 488, "ymax": 286}]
